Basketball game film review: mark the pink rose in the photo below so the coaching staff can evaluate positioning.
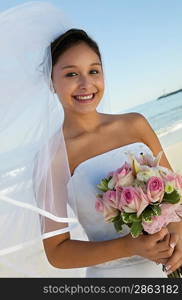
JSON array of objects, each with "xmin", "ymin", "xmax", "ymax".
[
  {"xmin": 142, "ymin": 203, "xmax": 182, "ymax": 234},
  {"xmin": 118, "ymin": 186, "xmax": 149, "ymax": 217},
  {"xmin": 102, "ymin": 190, "xmax": 120, "ymax": 221},
  {"xmin": 103, "ymin": 205, "xmax": 119, "ymax": 223},
  {"xmin": 114, "ymin": 162, "xmax": 135, "ymax": 188},
  {"xmin": 103, "ymin": 190, "xmax": 118, "ymax": 209},
  {"xmin": 115, "ymin": 186, "xmax": 124, "ymax": 206},
  {"xmin": 95, "ymin": 197, "xmax": 104, "ymax": 213},
  {"xmin": 142, "ymin": 215, "xmax": 165, "ymax": 234},
  {"xmin": 95, "ymin": 196, "xmax": 118, "ymax": 222},
  {"xmin": 174, "ymin": 173, "xmax": 182, "ymax": 190},
  {"xmin": 147, "ymin": 176, "xmax": 164, "ymax": 203},
  {"xmin": 118, "ymin": 187, "xmax": 135, "ymax": 209},
  {"xmin": 160, "ymin": 171, "xmax": 176, "ymax": 184},
  {"xmin": 137, "ymin": 187, "xmax": 151, "ymax": 216},
  {"xmin": 160, "ymin": 203, "xmax": 182, "ymax": 219}
]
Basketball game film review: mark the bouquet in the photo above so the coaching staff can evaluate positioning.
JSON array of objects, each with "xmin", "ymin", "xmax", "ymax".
[{"xmin": 95, "ymin": 149, "xmax": 182, "ymax": 277}]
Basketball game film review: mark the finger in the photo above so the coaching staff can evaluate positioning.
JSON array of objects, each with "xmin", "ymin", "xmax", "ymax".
[
  {"xmin": 156, "ymin": 234, "xmax": 171, "ymax": 252},
  {"xmin": 168, "ymin": 232, "xmax": 179, "ymax": 249},
  {"xmin": 158, "ymin": 232, "xmax": 170, "ymax": 244},
  {"xmin": 164, "ymin": 249, "xmax": 181, "ymax": 272},
  {"xmin": 152, "ymin": 228, "xmax": 169, "ymax": 243},
  {"xmin": 165, "ymin": 259, "xmax": 182, "ymax": 276},
  {"xmin": 156, "ymin": 247, "xmax": 174, "ymax": 259},
  {"xmin": 155, "ymin": 258, "xmax": 168, "ymax": 265}
]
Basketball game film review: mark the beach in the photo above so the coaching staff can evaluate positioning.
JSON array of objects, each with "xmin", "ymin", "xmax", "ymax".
[
  {"xmin": 0, "ymin": 0, "xmax": 182, "ymax": 280},
  {"xmin": 0, "ymin": 138, "xmax": 181, "ymax": 278},
  {"xmin": 164, "ymin": 141, "xmax": 182, "ymax": 174}
]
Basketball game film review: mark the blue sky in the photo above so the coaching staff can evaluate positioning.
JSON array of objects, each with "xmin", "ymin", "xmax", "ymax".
[{"xmin": 1, "ymin": 0, "xmax": 182, "ymax": 112}]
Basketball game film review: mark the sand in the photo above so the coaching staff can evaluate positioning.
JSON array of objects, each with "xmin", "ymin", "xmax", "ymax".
[{"xmin": 163, "ymin": 141, "xmax": 182, "ymax": 174}]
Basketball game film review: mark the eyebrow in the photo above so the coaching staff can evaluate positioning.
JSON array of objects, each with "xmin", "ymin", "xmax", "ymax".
[{"xmin": 61, "ymin": 62, "xmax": 101, "ymax": 70}]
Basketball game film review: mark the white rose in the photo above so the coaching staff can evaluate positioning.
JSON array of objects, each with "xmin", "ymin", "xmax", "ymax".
[{"xmin": 136, "ymin": 166, "xmax": 156, "ymax": 182}]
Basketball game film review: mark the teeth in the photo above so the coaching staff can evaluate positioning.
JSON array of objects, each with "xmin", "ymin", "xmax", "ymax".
[{"xmin": 75, "ymin": 94, "xmax": 94, "ymax": 100}]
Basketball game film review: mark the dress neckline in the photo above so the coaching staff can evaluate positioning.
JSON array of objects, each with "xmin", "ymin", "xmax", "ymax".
[{"xmin": 71, "ymin": 141, "xmax": 149, "ymax": 177}]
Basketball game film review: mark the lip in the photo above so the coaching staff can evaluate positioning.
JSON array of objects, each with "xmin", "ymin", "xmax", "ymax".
[
  {"xmin": 72, "ymin": 93, "xmax": 96, "ymax": 103},
  {"xmin": 73, "ymin": 93, "xmax": 96, "ymax": 97}
]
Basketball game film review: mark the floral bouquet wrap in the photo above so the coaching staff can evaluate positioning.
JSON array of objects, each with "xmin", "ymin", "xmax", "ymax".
[{"xmin": 95, "ymin": 149, "xmax": 182, "ymax": 277}]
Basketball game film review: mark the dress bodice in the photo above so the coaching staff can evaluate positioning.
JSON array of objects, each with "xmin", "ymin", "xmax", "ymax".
[{"xmin": 67, "ymin": 142, "xmax": 154, "ymax": 269}]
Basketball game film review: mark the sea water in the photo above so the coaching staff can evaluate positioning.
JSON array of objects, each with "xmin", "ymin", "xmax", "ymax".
[{"xmin": 118, "ymin": 91, "xmax": 182, "ymax": 147}]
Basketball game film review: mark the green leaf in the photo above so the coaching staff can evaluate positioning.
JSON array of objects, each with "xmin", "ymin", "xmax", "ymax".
[
  {"xmin": 96, "ymin": 194, "xmax": 103, "ymax": 198},
  {"xmin": 127, "ymin": 223, "xmax": 133, "ymax": 228},
  {"xmin": 151, "ymin": 204, "xmax": 161, "ymax": 216},
  {"xmin": 162, "ymin": 190, "xmax": 180, "ymax": 204},
  {"xmin": 142, "ymin": 206, "xmax": 155, "ymax": 222},
  {"xmin": 122, "ymin": 212, "xmax": 131, "ymax": 224},
  {"xmin": 130, "ymin": 222, "xmax": 143, "ymax": 238},
  {"xmin": 96, "ymin": 185, "xmax": 106, "ymax": 192},
  {"xmin": 112, "ymin": 212, "xmax": 124, "ymax": 233},
  {"xmin": 128, "ymin": 213, "xmax": 142, "ymax": 223},
  {"xmin": 113, "ymin": 219, "xmax": 124, "ymax": 233},
  {"xmin": 96, "ymin": 177, "xmax": 111, "ymax": 192},
  {"xmin": 111, "ymin": 212, "xmax": 122, "ymax": 223}
]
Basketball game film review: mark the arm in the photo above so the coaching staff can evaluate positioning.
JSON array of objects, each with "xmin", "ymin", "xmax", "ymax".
[
  {"xmin": 134, "ymin": 112, "xmax": 182, "ymax": 235},
  {"xmin": 43, "ymin": 227, "xmax": 171, "ymax": 269},
  {"xmin": 135, "ymin": 113, "xmax": 182, "ymax": 272},
  {"xmin": 43, "ymin": 232, "xmax": 130, "ymax": 269}
]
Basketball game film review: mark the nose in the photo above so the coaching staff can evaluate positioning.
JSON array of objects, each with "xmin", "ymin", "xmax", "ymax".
[{"xmin": 78, "ymin": 75, "xmax": 92, "ymax": 90}]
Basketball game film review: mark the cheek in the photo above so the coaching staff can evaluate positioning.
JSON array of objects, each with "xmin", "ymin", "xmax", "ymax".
[
  {"xmin": 57, "ymin": 81, "xmax": 73, "ymax": 98},
  {"xmin": 97, "ymin": 78, "xmax": 105, "ymax": 92}
]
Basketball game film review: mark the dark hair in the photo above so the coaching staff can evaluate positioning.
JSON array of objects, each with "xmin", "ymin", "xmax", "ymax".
[{"xmin": 51, "ymin": 28, "xmax": 102, "ymax": 67}]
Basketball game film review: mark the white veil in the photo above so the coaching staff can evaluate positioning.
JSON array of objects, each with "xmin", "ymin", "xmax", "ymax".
[{"xmin": 0, "ymin": 0, "xmax": 110, "ymax": 269}]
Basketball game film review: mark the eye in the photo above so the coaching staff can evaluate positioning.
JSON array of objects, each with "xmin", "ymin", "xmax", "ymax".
[
  {"xmin": 65, "ymin": 72, "xmax": 77, "ymax": 77},
  {"xmin": 90, "ymin": 69, "xmax": 99, "ymax": 74}
]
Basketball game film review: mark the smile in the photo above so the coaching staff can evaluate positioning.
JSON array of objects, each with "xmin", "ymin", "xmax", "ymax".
[{"xmin": 73, "ymin": 93, "xmax": 96, "ymax": 103}]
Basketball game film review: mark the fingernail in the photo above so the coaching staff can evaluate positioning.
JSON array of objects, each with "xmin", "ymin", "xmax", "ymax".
[
  {"xmin": 166, "ymin": 270, "xmax": 173, "ymax": 275},
  {"xmin": 170, "ymin": 242, "xmax": 176, "ymax": 248},
  {"xmin": 165, "ymin": 265, "xmax": 171, "ymax": 271}
]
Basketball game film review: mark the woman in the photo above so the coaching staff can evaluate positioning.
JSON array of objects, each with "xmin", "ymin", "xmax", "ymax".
[
  {"xmin": 42, "ymin": 28, "xmax": 182, "ymax": 277},
  {"xmin": 0, "ymin": 2, "xmax": 181, "ymax": 278}
]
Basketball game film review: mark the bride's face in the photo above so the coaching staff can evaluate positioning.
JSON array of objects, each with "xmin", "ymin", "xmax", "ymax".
[{"xmin": 52, "ymin": 42, "xmax": 104, "ymax": 114}]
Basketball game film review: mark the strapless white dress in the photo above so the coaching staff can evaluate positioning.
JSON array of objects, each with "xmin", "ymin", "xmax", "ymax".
[{"xmin": 68, "ymin": 142, "xmax": 167, "ymax": 278}]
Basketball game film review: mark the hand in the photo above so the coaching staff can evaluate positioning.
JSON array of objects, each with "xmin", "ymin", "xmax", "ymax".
[
  {"xmin": 162, "ymin": 232, "xmax": 182, "ymax": 275},
  {"xmin": 126, "ymin": 228, "xmax": 175, "ymax": 263},
  {"xmin": 154, "ymin": 232, "xmax": 175, "ymax": 265}
]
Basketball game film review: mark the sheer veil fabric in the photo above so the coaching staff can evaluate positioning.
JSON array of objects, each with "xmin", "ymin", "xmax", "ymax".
[{"xmin": 0, "ymin": 1, "xmax": 110, "ymax": 261}]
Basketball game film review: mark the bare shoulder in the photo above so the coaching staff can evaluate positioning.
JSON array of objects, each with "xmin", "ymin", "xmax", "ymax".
[
  {"xmin": 122, "ymin": 112, "xmax": 174, "ymax": 171},
  {"xmin": 107, "ymin": 111, "xmax": 143, "ymax": 124},
  {"xmin": 115, "ymin": 111, "xmax": 160, "ymax": 146},
  {"xmin": 107, "ymin": 112, "xmax": 144, "ymax": 137}
]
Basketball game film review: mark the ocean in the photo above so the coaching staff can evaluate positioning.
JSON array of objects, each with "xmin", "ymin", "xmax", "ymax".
[{"xmin": 119, "ymin": 91, "xmax": 182, "ymax": 148}]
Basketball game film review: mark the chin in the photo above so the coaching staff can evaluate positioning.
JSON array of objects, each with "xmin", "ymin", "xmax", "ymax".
[{"xmin": 76, "ymin": 107, "xmax": 97, "ymax": 114}]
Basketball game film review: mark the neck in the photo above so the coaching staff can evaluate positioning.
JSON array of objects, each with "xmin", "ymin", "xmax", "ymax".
[{"xmin": 62, "ymin": 109, "xmax": 105, "ymax": 139}]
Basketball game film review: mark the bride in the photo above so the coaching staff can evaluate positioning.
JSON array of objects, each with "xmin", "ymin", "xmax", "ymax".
[
  {"xmin": 45, "ymin": 28, "xmax": 182, "ymax": 277},
  {"xmin": 0, "ymin": 2, "xmax": 182, "ymax": 277}
]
